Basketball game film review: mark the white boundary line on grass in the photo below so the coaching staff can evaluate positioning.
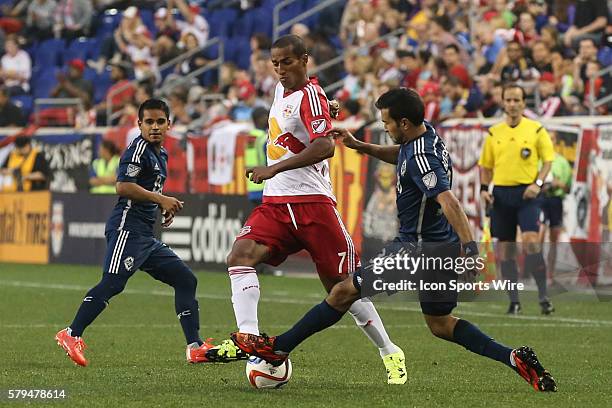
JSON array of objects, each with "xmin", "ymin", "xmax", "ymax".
[{"xmin": 1, "ymin": 279, "xmax": 612, "ymax": 327}]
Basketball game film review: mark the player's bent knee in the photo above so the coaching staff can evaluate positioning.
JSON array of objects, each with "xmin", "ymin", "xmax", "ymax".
[
  {"xmin": 327, "ymin": 279, "xmax": 359, "ymax": 312},
  {"xmin": 424, "ymin": 315, "xmax": 456, "ymax": 340},
  {"xmin": 226, "ymin": 240, "xmax": 266, "ymax": 267}
]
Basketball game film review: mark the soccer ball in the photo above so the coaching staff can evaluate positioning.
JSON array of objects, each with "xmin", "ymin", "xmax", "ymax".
[{"xmin": 245, "ymin": 356, "xmax": 292, "ymax": 389}]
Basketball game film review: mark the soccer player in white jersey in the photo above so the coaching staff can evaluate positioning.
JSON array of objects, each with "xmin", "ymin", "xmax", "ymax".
[{"xmin": 207, "ymin": 35, "xmax": 407, "ymax": 384}]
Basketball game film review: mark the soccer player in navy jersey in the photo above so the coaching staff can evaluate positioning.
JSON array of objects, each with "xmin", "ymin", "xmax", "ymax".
[
  {"xmin": 55, "ymin": 99, "xmax": 213, "ymax": 366},
  {"xmin": 230, "ymin": 88, "xmax": 557, "ymax": 392}
]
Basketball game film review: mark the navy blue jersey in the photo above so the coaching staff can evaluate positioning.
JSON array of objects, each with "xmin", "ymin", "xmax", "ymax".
[
  {"xmin": 105, "ymin": 136, "xmax": 167, "ymax": 236},
  {"xmin": 396, "ymin": 122, "xmax": 458, "ymax": 243}
]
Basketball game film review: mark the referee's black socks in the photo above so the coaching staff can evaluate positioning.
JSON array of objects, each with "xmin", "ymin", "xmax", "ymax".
[
  {"xmin": 500, "ymin": 260, "xmax": 520, "ymax": 303},
  {"xmin": 525, "ymin": 252, "xmax": 548, "ymax": 302}
]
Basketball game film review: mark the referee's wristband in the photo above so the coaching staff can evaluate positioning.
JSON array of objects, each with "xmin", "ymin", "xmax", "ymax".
[
  {"xmin": 463, "ymin": 241, "xmax": 479, "ymax": 257},
  {"xmin": 480, "ymin": 184, "xmax": 489, "ymax": 193}
]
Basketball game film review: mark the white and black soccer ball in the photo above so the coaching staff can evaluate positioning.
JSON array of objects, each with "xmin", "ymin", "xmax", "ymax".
[{"xmin": 245, "ymin": 356, "xmax": 292, "ymax": 389}]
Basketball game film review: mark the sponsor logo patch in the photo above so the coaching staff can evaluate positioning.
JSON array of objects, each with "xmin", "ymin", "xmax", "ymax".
[
  {"xmin": 422, "ymin": 171, "xmax": 437, "ymax": 190},
  {"xmin": 400, "ymin": 160, "xmax": 407, "ymax": 176},
  {"xmin": 311, "ymin": 119, "xmax": 327, "ymax": 134},
  {"xmin": 126, "ymin": 164, "xmax": 141, "ymax": 177},
  {"xmin": 123, "ymin": 256, "xmax": 134, "ymax": 271}
]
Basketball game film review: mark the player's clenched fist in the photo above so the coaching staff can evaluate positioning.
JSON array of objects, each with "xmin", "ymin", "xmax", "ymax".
[
  {"xmin": 159, "ymin": 195, "xmax": 184, "ymax": 215},
  {"xmin": 246, "ymin": 166, "xmax": 277, "ymax": 184},
  {"xmin": 329, "ymin": 127, "xmax": 360, "ymax": 149}
]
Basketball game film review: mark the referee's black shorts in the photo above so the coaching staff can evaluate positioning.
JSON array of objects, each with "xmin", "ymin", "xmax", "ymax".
[{"xmin": 491, "ymin": 185, "xmax": 542, "ymax": 241}]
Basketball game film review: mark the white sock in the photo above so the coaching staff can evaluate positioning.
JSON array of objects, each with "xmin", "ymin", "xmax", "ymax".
[
  {"xmin": 229, "ymin": 266, "xmax": 260, "ymax": 335},
  {"xmin": 349, "ymin": 299, "xmax": 399, "ymax": 357}
]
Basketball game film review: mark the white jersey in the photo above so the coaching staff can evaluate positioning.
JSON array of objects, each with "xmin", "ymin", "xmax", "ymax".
[{"xmin": 263, "ymin": 77, "xmax": 335, "ymax": 204}]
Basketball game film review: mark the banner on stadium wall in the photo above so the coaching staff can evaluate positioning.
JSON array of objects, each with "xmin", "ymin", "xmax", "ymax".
[
  {"xmin": 48, "ymin": 192, "xmax": 117, "ymax": 265},
  {"xmin": 0, "ymin": 191, "xmax": 50, "ymax": 264},
  {"xmin": 157, "ymin": 194, "xmax": 250, "ymax": 271},
  {"xmin": 33, "ymin": 133, "xmax": 99, "ymax": 193},
  {"xmin": 360, "ymin": 127, "xmax": 398, "ymax": 262}
]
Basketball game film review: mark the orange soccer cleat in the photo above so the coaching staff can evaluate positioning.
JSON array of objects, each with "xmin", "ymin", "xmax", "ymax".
[
  {"xmin": 186, "ymin": 339, "xmax": 216, "ymax": 363},
  {"xmin": 55, "ymin": 328, "xmax": 88, "ymax": 367},
  {"xmin": 512, "ymin": 346, "xmax": 557, "ymax": 392},
  {"xmin": 230, "ymin": 332, "xmax": 287, "ymax": 366}
]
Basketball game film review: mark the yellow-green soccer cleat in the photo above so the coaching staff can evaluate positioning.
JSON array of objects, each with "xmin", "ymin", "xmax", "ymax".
[
  {"xmin": 205, "ymin": 339, "xmax": 249, "ymax": 363},
  {"xmin": 383, "ymin": 349, "xmax": 407, "ymax": 385}
]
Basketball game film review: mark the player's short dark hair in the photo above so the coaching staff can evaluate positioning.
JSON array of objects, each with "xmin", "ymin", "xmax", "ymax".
[
  {"xmin": 138, "ymin": 98, "xmax": 170, "ymax": 121},
  {"xmin": 272, "ymin": 34, "xmax": 307, "ymax": 57},
  {"xmin": 502, "ymin": 83, "xmax": 526, "ymax": 100},
  {"xmin": 375, "ymin": 88, "xmax": 424, "ymax": 126}
]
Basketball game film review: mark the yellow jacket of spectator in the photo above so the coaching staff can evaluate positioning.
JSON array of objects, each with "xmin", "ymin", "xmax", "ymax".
[
  {"xmin": 90, "ymin": 156, "xmax": 120, "ymax": 194},
  {"xmin": 478, "ymin": 117, "xmax": 555, "ymax": 186},
  {"xmin": 3, "ymin": 148, "xmax": 40, "ymax": 192}
]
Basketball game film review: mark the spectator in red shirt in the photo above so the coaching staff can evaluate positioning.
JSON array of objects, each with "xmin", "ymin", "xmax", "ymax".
[
  {"xmin": 536, "ymin": 72, "xmax": 565, "ymax": 118},
  {"xmin": 513, "ymin": 12, "xmax": 540, "ymax": 48},
  {"xmin": 443, "ymin": 44, "xmax": 471, "ymax": 88}
]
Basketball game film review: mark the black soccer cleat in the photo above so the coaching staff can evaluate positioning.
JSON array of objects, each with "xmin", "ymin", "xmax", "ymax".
[
  {"xmin": 512, "ymin": 346, "xmax": 557, "ymax": 392},
  {"xmin": 540, "ymin": 300, "xmax": 555, "ymax": 315},
  {"xmin": 506, "ymin": 302, "xmax": 522, "ymax": 315}
]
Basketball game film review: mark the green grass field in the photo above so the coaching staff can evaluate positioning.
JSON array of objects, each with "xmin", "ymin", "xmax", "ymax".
[{"xmin": 1, "ymin": 263, "xmax": 611, "ymax": 407}]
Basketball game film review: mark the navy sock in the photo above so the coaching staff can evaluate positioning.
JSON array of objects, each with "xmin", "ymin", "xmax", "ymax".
[
  {"xmin": 176, "ymin": 296, "xmax": 202, "ymax": 345},
  {"xmin": 525, "ymin": 252, "xmax": 548, "ymax": 302},
  {"xmin": 274, "ymin": 300, "xmax": 344, "ymax": 353},
  {"xmin": 453, "ymin": 319, "xmax": 513, "ymax": 369},
  {"xmin": 500, "ymin": 260, "xmax": 520, "ymax": 303},
  {"xmin": 70, "ymin": 296, "xmax": 107, "ymax": 337}
]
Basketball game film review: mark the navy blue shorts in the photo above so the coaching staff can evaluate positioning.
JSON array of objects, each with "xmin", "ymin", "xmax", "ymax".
[
  {"xmin": 103, "ymin": 230, "xmax": 186, "ymax": 278},
  {"xmin": 491, "ymin": 185, "xmax": 541, "ymax": 241},
  {"xmin": 540, "ymin": 196, "xmax": 563, "ymax": 228},
  {"xmin": 353, "ymin": 237, "xmax": 459, "ymax": 317}
]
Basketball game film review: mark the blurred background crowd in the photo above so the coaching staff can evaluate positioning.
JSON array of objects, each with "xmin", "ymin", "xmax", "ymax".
[{"xmin": 0, "ymin": 0, "xmax": 610, "ymax": 131}]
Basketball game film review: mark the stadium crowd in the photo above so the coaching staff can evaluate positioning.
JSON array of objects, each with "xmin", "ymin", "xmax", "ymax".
[{"xmin": 0, "ymin": 0, "xmax": 609, "ymax": 130}]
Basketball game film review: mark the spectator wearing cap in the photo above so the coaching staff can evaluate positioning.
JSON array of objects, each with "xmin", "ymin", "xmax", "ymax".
[
  {"xmin": 53, "ymin": 0, "xmax": 92, "ymax": 40},
  {"xmin": 0, "ymin": 35, "xmax": 31, "ymax": 95},
  {"xmin": 376, "ymin": 49, "xmax": 402, "ymax": 84},
  {"xmin": 230, "ymin": 72, "xmax": 267, "ymax": 122},
  {"xmin": 563, "ymin": 0, "xmax": 608, "ymax": 48},
  {"xmin": 94, "ymin": 60, "xmax": 135, "ymax": 126},
  {"xmin": 50, "ymin": 59, "xmax": 93, "ymax": 108},
  {"xmin": 535, "ymin": 72, "xmax": 565, "ymax": 118},
  {"xmin": 0, "ymin": 85, "xmax": 25, "ymax": 127},
  {"xmin": 419, "ymin": 81, "xmax": 441, "ymax": 123},
  {"xmin": 25, "ymin": 0, "xmax": 56, "ymax": 42}
]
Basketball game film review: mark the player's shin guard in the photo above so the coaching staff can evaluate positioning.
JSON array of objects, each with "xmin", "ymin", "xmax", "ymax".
[
  {"xmin": 500, "ymin": 260, "xmax": 520, "ymax": 303},
  {"xmin": 229, "ymin": 267, "xmax": 260, "ymax": 335},
  {"xmin": 453, "ymin": 319, "xmax": 513, "ymax": 368},
  {"xmin": 70, "ymin": 274, "xmax": 126, "ymax": 336},
  {"xmin": 349, "ymin": 299, "xmax": 400, "ymax": 357}
]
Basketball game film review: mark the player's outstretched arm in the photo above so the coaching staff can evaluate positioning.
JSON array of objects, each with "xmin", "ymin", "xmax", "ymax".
[
  {"xmin": 329, "ymin": 127, "xmax": 399, "ymax": 164},
  {"xmin": 116, "ymin": 182, "xmax": 183, "ymax": 215},
  {"xmin": 246, "ymin": 136, "xmax": 334, "ymax": 183}
]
